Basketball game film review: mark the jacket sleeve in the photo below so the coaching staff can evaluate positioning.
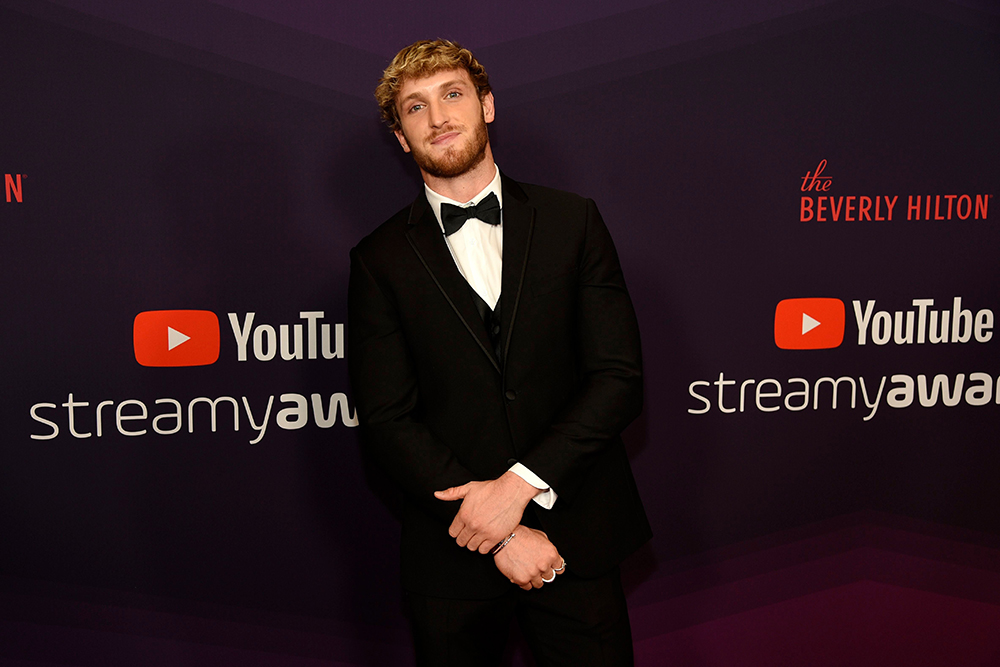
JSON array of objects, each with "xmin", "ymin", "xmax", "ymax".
[
  {"xmin": 348, "ymin": 246, "xmax": 477, "ymax": 522},
  {"xmin": 516, "ymin": 199, "xmax": 643, "ymax": 504}
]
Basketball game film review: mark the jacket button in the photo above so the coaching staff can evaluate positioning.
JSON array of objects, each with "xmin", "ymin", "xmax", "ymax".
[
  {"xmin": 505, "ymin": 389, "xmax": 517, "ymax": 400},
  {"xmin": 507, "ymin": 458, "xmax": 518, "ymax": 466}
]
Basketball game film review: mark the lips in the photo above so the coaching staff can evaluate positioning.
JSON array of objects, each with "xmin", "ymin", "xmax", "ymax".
[{"xmin": 430, "ymin": 130, "xmax": 461, "ymax": 145}]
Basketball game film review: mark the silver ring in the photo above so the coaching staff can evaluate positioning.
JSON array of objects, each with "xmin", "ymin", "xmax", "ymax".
[
  {"xmin": 554, "ymin": 560, "xmax": 566, "ymax": 573},
  {"xmin": 542, "ymin": 572, "xmax": 556, "ymax": 583}
]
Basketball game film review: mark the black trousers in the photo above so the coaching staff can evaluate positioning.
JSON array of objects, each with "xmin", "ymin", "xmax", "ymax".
[{"xmin": 404, "ymin": 567, "xmax": 634, "ymax": 667}]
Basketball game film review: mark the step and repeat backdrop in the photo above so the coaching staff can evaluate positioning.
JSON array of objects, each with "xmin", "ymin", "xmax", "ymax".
[{"xmin": 2, "ymin": 0, "xmax": 998, "ymax": 664}]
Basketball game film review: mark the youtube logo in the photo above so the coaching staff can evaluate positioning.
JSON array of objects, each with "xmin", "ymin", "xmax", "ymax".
[
  {"xmin": 774, "ymin": 298, "xmax": 845, "ymax": 350},
  {"xmin": 134, "ymin": 310, "xmax": 220, "ymax": 367}
]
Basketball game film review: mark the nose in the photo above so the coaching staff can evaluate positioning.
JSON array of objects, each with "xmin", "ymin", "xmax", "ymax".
[{"xmin": 427, "ymin": 99, "xmax": 449, "ymax": 128}]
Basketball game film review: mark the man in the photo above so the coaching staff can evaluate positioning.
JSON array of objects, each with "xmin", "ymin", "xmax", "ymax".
[{"xmin": 348, "ymin": 39, "xmax": 651, "ymax": 666}]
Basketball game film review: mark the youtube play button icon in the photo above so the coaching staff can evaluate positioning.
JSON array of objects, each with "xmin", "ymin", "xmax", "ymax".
[
  {"xmin": 134, "ymin": 310, "xmax": 220, "ymax": 367},
  {"xmin": 774, "ymin": 298, "xmax": 845, "ymax": 350}
]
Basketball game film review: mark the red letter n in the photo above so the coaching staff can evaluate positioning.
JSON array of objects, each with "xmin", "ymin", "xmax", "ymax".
[{"xmin": 5, "ymin": 174, "xmax": 22, "ymax": 203}]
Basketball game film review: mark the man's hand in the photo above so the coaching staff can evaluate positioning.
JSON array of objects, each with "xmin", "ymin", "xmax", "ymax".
[
  {"xmin": 493, "ymin": 525, "xmax": 564, "ymax": 590},
  {"xmin": 434, "ymin": 471, "xmax": 540, "ymax": 553}
]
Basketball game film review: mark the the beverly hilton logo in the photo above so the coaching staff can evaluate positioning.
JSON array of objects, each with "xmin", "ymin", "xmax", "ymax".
[{"xmin": 798, "ymin": 160, "xmax": 990, "ymax": 223}]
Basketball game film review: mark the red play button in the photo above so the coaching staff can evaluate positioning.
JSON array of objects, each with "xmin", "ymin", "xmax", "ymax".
[
  {"xmin": 133, "ymin": 310, "xmax": 220, "ymax": 367},
  {"xmin": 774, "ymin": 298, "xmax": 845, "ymax": 350}
]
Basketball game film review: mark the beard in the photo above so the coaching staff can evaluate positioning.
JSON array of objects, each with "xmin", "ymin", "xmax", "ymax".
[{"xmin": 408, "ymin": 116, "xmax": 489, "ymax": 179}]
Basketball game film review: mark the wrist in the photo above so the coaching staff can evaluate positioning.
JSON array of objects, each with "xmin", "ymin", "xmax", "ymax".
[
  {"xmin": 501, "ymin": 470, "xmax": 540, "ymax": 505},
  {"xmin": 511, "ymin": 524, "xmax": 533, "ymax": 539}
]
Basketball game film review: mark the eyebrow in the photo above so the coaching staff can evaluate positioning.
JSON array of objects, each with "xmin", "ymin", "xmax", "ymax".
[
  {"xmin": 399, "ymin": 79, "xmax": 470, "ymax": 104},
  {"xmin": 434, "ymin": 79, "xmax": 467, "ymax": 91}
]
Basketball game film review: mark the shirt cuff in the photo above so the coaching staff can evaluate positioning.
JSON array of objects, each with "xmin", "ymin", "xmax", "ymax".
[{"xmin": 508, "ymin": 462, "xmax": 557, "ymax": 510}]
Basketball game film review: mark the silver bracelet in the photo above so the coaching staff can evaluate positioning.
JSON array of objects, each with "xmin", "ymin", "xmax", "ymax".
[{"xmin": 489, "ymin": 531, "xmax": 516, "ymax": 556}]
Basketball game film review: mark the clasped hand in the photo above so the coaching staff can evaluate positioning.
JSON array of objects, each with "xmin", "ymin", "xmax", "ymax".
[
  {"xmin": 434, "ymin": 471, "xmax": 539, "ymax": 553},
  {"xmin": 493, "ymin": 525, "xmax": 565, "ymax": 590}
]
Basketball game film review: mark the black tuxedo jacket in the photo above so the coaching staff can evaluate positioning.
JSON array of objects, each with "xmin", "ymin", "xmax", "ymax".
[{"xmin": 348, "ymin": 174, "xmax": 651, "ymax": 599}]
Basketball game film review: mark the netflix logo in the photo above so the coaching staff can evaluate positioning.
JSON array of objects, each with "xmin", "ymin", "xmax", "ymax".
[{"xmin": 4, "ymin": 174, "xmax": 23, "ymax": 203}]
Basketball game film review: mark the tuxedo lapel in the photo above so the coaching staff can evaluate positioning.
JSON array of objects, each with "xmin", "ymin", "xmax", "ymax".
[
  {"xmin": 405, "ymin": 193, "xmax": 501, "ymax": 374},
  {"xmin": 499, "ymin": 176, "xmax": 534, "ymax": 368}
]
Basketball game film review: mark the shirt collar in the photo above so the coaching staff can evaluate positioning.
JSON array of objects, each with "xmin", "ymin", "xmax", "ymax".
[{"xmin": 424, "ymin": 165, "xmax": 503, "ymax": 232}]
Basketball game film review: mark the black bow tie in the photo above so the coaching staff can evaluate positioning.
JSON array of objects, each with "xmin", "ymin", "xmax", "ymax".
[{"xmin": 440, "ymin": 192, "xmax": 501, "ymax": 236}]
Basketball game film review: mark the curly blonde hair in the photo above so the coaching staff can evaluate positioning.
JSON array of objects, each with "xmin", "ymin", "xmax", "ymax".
[{"xmin": 375, "ymin": 39, "xmax": 491, "ymax": 132}]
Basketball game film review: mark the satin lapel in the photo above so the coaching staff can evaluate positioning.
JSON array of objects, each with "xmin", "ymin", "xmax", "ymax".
[
  {"xmin": 499, "ymin": 177, "xmax": 534, "ymax": 368},
  {"xmin": 405, "ymin": 194, "xmax": 501, "ymax": 374}
]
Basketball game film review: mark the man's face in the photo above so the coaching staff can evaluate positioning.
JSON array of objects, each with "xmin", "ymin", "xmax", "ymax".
[{"xmin": 393, "ymin": 68, "xmax": 495, "ymax": 179}]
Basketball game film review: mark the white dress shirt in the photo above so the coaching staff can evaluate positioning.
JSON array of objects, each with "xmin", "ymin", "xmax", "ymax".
[{"xmin": 424, "ymin": 166, "xmax": 557, "ymax": 510}]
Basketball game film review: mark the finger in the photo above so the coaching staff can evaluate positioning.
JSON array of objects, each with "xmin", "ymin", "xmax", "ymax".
[
  {"xmin": 447, "ymin": 519, "xmax": 464, "ymax": 539},
  {"xmin": 434, "ymin": 484, "xmax": 469, "ymax": 501},
  {"xmin": 454, "ymin": 527, "xmax": 474, "ymax": 548},
  {"xmin": 469, "ymin": 531, "xmax": 495, "ymax": 552},
  {"xmin": 510, "ymin": 575, "xmax": 532, "ymax": 591}
]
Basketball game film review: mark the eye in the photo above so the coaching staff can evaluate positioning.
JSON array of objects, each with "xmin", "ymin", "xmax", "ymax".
[
  {"xmin": 446, "ymin": 90, "xmax": 461, "ymax": 99},
  {"xmin": 408, "ymin": 103, "xmax": 424, "ymax": 114}
]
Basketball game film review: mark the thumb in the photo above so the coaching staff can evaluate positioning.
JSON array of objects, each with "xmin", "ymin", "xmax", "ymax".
[{"xmin": 434, "ymin": 484, "xmax": 469, "ymax": 501}]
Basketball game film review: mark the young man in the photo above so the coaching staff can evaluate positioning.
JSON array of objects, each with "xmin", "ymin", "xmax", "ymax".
[{"xmin": 348, "ymin": 39, "xmax": 651, "ymax": 666}]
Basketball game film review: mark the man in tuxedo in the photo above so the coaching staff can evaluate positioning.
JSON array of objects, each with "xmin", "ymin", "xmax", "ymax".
[{"xmin": 348, "ymin": 39, "xmax": 651, "ymax": 666}]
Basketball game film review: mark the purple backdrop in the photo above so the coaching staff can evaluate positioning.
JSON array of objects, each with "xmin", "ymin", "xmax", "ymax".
[{"xmin": 2, "ymin": 0, "xmax": 999, "ymax": 664}]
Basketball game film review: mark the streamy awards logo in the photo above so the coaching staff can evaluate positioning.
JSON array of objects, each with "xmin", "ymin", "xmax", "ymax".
[
  {"xmin": 29, "ymin": 309, "xmax": 356, "ymax": 443},
  {"xmin": 687, "ymin": 294, "xmax": 997, "ymax": 420}
]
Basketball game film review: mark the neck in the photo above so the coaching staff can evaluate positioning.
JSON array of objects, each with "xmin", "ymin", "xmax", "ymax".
[{"xmin": 421, "ymin": 146, "xmax": 497, "ymax": 202}]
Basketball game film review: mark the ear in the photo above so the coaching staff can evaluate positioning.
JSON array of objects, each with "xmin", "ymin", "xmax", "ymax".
[
  {"xmin": 481, "ymin": 91, "xmax": 495, "ymax": 124},
  {"xmin": 394, "ymin": 128, "xmax": 412, "ymax": 153}
]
